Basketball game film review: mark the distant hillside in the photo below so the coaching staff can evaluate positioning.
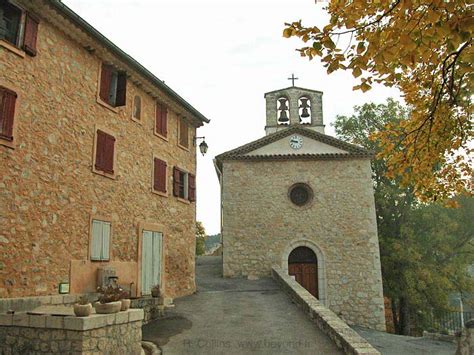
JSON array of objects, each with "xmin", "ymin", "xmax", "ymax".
[{"xmin": 205, "ymin": 234, "xmax": 221, "ymax": 254}]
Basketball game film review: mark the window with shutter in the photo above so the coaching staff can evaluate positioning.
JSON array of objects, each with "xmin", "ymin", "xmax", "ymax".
[
  {"xmin": 0, "ymin": 86, "xmax": 17, "ymax": 142},
  {"xmin": 153, "ymin": 158, "xmax": 167, "ymax": 194},
  {"xmin": 22, "ymin": 13, "xmax": 39, "ymax": 56},
  {"xmin": 155, "ymin": 103, "xmax": 167, "ymax": 138},
  {"xmin": 173, "ymin": 167, "xmax": 190, "ymax": 200},
  {"xmin": 132, "ymin": 95, "xmax": 141, "ymax": 120},
  {"xmin": 99, "ymin": 64, "xmax": 127, "ymax": 108},
  {"xmin": 173, "ymin": 167, "xmax": 181, "ymax": 197},
  {"xmin": 178, "ymin": 118, "xmax": 189, "ymax": 148},
  {"xmin": 94, "ymin": 129, "xmax": 115, "ymax": 175},
  {"xmin": 188, "ymin": 174, "xmax": 196, "ymax": 202},
  {"xmin": 91, "ymin": 219, "xmax": 111, "ymax": 261}
]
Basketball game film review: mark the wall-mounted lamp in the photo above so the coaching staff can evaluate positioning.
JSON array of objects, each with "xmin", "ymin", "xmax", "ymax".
[{"xmin": 194, "ymin": 136, "xmax": 208, "ymax": 156}]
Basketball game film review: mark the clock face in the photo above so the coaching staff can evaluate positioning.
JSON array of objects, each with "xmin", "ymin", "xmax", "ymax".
[{"xmin": 289, "ymin": 135, "xmax": 303, "ymax": 150}]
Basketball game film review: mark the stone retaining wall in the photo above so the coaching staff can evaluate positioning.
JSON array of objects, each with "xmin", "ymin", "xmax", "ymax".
[
  {"xmin": 0, "ymin": 309, "xmax": 143, "ymax": 354},
  {"xmin": 456, "ymin": 319, "xmax": 474, "ymax": 355},
  {"xmin": 131, "ymin": 297, "xmax": 164, "ymax": 324},
  {"xmin": 272, "ymin": 267, "xmax": 380, "ymax": 355},
  {"xmin": 0, "ymin": 293, "xmax": 98, "ymax": 314}
]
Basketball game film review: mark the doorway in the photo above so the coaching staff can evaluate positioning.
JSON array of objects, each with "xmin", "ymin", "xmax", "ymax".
[
  {"xmin": 288, "ymin": 246, "xmax": 318, "ymax": 298},
  {"xmin": 141, "ymin": 230, "xmax": 163, "ymax": 295}
]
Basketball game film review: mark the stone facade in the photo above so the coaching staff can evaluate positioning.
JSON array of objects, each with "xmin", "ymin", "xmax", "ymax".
[
  {"xmin": 0, "ymin": 309, "xmax": 143, "ymax": 354},
  {"xmin": 216, "ymin": 87, "xmax": 386, "ymax": 330},
  {"xmin": 0, "ymin": 0, "xmax": 207, "ymax": 299}
]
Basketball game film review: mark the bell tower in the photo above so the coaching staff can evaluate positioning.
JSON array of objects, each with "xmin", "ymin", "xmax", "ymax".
[{"xmin": 264, "ymin": 83, "xmax": 324, "ymax": 136}]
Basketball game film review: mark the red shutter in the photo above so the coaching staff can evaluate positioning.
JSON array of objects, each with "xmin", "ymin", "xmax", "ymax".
[
  {"xmin": 95, "ymin": 130, "xmax": 115, "ymax": 174},
  {"xmin": 154, "ymin": 158, "xmax": 167, "ymax": 193},
  {"xmin": 99, "ymin": 64, "xmax": 112, "ymax": 103},
  {"xmin": 0, "ymin": 87, "xmax": 17, "ymax": 141},
  {"xmin": 161, "ymin": 106, "xmax": 168, "ymax": 137},
  {"xmin": 115, "ymin": 72, "xmax": 127, "ymax": 107},
  {"xmin": 173, "ymin": 167, "xmax": 180, "ymax": 197},
  {"xmin": 188, "ymin": 174, "xmax": 196, "ymax": 202},
  {"xmin": 103, "ymin": 134, "xmax": 115, "ymax": 174},
  {"xmin": 23, "ymin": 13, "xmax": 39, "ymax": 57},
  {"xmin": 155, "ymin": 103, "xmax": 167, "ymax": 137}
]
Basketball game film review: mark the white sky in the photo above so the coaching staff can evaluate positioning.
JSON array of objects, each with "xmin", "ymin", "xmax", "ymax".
[{"xmin": 64, "ymin": 0, "xmax": 400, "ymax": 235}]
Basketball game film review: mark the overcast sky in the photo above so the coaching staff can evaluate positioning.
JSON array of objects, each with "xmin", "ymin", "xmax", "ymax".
[{"xmin": 64, "ymin": 0, "xmax": 400, "ymax": 234}]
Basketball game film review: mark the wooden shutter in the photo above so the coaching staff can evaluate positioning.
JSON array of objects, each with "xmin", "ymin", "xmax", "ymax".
[
  {"xmin": 101, "ymin": 222, "xmax": 111, "ymax": 260},
  {"xmin": 152, "ymin": 232, "xmax": 162, "ymax": 287},
  {"xmin": 154, "ymin": 158, "xmax": 167, "ymax": 193},
  {"xmin": 0, "ymin": 87, "xmax": 17, "ymax": 141},
  {"xmin": 95, "ymin": 130, "xmax": 115, "ymax": 174},
  {"xmin": 188, "ymin": 174, "xmax": 196, "ymax": 202},
  {"xmin": 173, "ymin": 167, "xmax": 180, "ymax": 197},
  {"xmin": 99, "ymin": 64, "xmax": 112, "ymax": 103},
  {"xmin": 115, "ymin": 72, "xmax": 127, "ymax": 107},
  {"xmin": 141, "ymin": 231, "xmax": 153, "ymax": 294},
  {"xmin": 155, "ymin": 103, "xmax": 168, "ymax": 137},
  {"xmin": 23, "ymin": 13, "xmax": 39, "ymax": 56},
  {"xmin": 179, "ymin": 119, "xmax": 188, "ymax": 147},
  {"xmin": 91, "ymin": 220, "xmax": 103, "ymax": 260}
]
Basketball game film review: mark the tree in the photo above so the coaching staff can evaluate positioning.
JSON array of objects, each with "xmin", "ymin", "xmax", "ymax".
[
  {"xmin": 284, "ymin": 0, "xmax": 473, "ymax": 203},
  {"xmin": 334, "ymin": 99, "xmax": 473, "ymax": 335},
  {"xmin": 195, "ymin": 221, "xmax": 206, "ymax": 256}
]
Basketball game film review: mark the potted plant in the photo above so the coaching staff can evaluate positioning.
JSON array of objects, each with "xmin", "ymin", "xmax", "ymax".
[
  {"xmin": 151, "ymin": 284, "xmax": 160, "ymax": 298},
  {"xmin": 73, "ymin": 296, "xmax": 92, "ymax": 317},
  {"xmin": 94, "ymin": 285, "xmax": 122, "ymax": 314},
  {"xmin": 120, "ymin": 290, "xmax": 131, "ymax": 311}
]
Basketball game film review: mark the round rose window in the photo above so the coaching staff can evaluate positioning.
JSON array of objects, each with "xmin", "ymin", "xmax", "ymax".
[{"xmin": 289, "ymin": 183, "xmax": 313, "ymax": 206}]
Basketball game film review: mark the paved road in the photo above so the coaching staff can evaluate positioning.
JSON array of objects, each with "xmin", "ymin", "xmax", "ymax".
[
  {"xmin": 143, "ymin": 256, "xmax": 342, "ymax": 354},
  {"xmin": 354, "ymin": 326, "xmax": 456, "ymax": 355}
]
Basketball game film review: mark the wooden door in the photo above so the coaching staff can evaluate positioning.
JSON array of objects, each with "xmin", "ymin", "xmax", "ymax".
[
  {"xmin": 289, "ymin": 263, "xmax": 318, "ymax": 298},
  {"xmin": 141, "ymin": 231, "xmax": 163, "ymax": 295}
]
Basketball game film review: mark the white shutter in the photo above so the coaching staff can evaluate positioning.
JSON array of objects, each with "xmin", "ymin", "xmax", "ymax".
[
  {"xmin": 142, "ymin": 231, "xmax": 153, "ymax": 294},
  {"xmin": 91, "ymin": 220, "xmax": 103, "ymax": 260},
  {"xmin": 101, "ymin": 222, "xmax": 111, "ymax": 260},
  {"xmin": 152, "ymin": 232, "xmax": 162, "ymax": 286}
]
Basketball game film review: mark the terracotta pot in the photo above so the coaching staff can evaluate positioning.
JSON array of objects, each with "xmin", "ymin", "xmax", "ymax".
[
  {"xmin": 73, "ymin": 303, "xmax": 92, "ymax": 317},
  {"xmin": 120, "ymin": 299, "xmax": 131, "ymax": 311},
  {"xmin": 94, "ymin": 301, "xmax": 122, "ymax": 314}
]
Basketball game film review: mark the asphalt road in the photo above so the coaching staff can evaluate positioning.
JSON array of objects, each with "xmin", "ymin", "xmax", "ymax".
[{"xmin": 143, "ymin": 256, "xmax": 342, "ymax": 354}]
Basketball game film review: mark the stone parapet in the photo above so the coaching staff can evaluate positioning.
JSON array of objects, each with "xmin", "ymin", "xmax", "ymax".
[
  {"xmin": 272, "ymin": 267, "xmax": 380, "ymax": 355},
  {"xmin": 0, "ymin": 309, "xmax": 143, "ymax": 354},
  {"xmin": 0, "ymin": 293, "xmax": 99, "ymax": 314}
]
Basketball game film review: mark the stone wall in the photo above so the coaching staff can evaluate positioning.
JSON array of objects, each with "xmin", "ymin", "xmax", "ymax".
[
  {"xmin": 272, "ymin": 267, "xmax": 380, "ymax": 355},
  {"xmin": 221, "ymin": 159, "xmax": 386, "ymax": 330},
  {"xmin": 0, "ymin": 293, "xmax": 98, "ymax": 314},
  {"xmin": 0, "ymin": 309, "xmax": 144, "ymax": 354},
  {"xmin": 456, "ymin": 319, "xmax": 474, "ymax": 355},
  {"xmin": 0, "ymin": 1, "xmax": 198, "ymax": 299}
]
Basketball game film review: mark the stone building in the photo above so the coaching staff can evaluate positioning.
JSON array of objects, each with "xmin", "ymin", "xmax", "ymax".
[
  {"xmin": 0, "ymin": 0, "xmax": 208, "ymax": 300},
  {"xmin": 215, "ymin": 85, "xmax": 386, "ymax": 330}
]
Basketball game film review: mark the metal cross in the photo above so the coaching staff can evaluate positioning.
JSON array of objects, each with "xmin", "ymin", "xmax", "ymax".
[{"xmin": 288, "ymin": 73, "xmax": 298, "ymax": 87}]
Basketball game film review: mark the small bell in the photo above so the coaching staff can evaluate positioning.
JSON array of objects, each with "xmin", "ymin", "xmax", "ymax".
[
  {"xmin": 278, "ymin": 98, "xmax": 289, "ymax": 111},
  {"xmin": 278, "ymin": 110, "xmax": 289, "ymax": 123},
  {"xmin": 300, "ymin": 108, "xmax": 310, "ymax": 118}
]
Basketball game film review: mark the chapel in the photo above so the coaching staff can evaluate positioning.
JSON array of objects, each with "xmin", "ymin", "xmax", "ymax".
[{"xmin": 214, "ymin": 83, "xmax": 386, "ymax": 330}]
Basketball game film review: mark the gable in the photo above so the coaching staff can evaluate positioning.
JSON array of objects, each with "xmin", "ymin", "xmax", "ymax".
[{"xmin": 244, "ymin": 136, "xmax": 348, "ymax": 156}]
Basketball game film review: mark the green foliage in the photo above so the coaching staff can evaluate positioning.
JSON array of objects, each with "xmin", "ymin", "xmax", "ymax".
[
  {"xmin": 195, "ymin": 221, "xmax": 206, "ymax": 256},
  {"xmin": 335, "ymin": 99, "xmax": 473, "ymax": 335}
]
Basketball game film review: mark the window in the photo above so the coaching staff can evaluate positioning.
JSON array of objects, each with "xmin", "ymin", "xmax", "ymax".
[
  {"xmin": 91, "ymin": 219, "xmax": 110, "ymax": 261},
  {"xmin": 99, "ymin": 63, "xmax": 126, "ymax": 107},
  {"xmin": 0, "ymin": 86, "xmax": 17, "ymax": 142},
  {"xmin": 153, "ymin": 157, "xmax": 167, "ymax": 194},
  {"xmin": 0, "ymin": 2, "xmax": 39, "ymax": 56},
  {"xmin": 132, "ymin": 95, "xmax": 141, "ymax": 120},
  {"xmin": 289, "ymin": 183, "xmax": 313, "ymax": 206},
  {"xmin": 178, "ymin": 118, "xmax": 189, "ymax": 148},
  {"xmin": 173, "ymin": 167, "xmax": 195, "ymax": 202},
  {"xmin": 155, "ymin": 102, "xmax": 167, "ymax": 138},
  {"xmin": 94, "ymin": 129, "xmax": 115, "ymax": 175}
]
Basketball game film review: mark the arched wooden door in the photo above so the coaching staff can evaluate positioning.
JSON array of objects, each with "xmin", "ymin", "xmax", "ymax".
[{"xmin": 288, "ymin": 246, "xmax": 318, "ymax": 298}]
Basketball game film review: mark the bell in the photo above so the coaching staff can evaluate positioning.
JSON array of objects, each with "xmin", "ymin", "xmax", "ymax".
[
  {"xmin": 299, "ymin": 98, "xmax": 310, "ymax": 109},
  {"xmin": 278, "ymin": 98, "xmax": 289, "ymax": 111},
  {"xmin": 278, "ymin": 110, "xmax": 289, "ymax": 123},
  {"xmin": 300, "ymin": 108, "xmax": 310, "ymax": 118}
]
